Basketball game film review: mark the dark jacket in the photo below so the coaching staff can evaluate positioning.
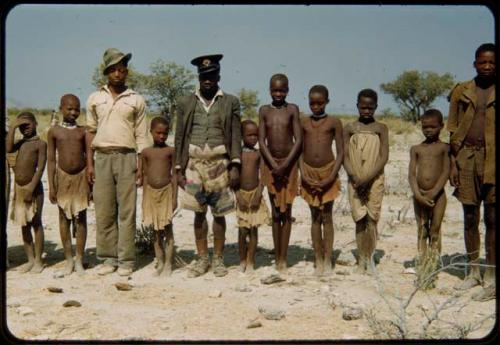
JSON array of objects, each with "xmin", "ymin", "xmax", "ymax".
[{"xmin": 174, "ymin": 92, "xmax": 242, "ymax": 173}]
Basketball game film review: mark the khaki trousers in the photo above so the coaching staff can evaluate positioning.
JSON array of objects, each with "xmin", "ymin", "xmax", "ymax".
[{"xmin": 94, "ymin": 151, "xmax": 137, "ymax": 269}]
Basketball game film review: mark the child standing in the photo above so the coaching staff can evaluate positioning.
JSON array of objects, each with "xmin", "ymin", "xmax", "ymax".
[
  {"xmin": 258, "ymin": 73, "xmax": 302, "ymax": 273},
  {"xmin": 236, "ymin": 120, "xmax": 270, "ymax": 273},
  {"xmin": 47, "ymin": 94, "xmax": 90, "ymax": 276},
  {"xmin": 138, "ymin": 117, "xmax": 177, "ymax": 277},
  {"xmin": 409, "ymin": 109, "xmax": 449, "ymax": 268},
  {"xmin": 343, "ymin": 89, "xmax": 389, "ymax": 274},
  {"xmin": 299, "ymin": 85, "xmax": 344, "ymax": 276},
  {"xmin": 6, "ymin": 112, "xmax": 47, "ymax": 273}
]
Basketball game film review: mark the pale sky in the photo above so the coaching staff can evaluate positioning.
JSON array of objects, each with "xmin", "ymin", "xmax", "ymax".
[{"xmin": 4, "ymin": 4, "xmax": 495, "ymax": 115}]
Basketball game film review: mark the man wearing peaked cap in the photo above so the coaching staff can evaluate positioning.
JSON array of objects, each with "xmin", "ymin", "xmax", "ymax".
[
  {"xmin": 175, "ymin": 54, "xmax": 242, "ymax": 278},
  {"xmin": 85, "ymin": 48, "xmax": 148, "ymax": 277}
]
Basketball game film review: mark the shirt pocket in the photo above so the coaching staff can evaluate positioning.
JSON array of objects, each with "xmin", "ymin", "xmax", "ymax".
[{"xmin": 120, "ymin": 99, "xmax": 138, "ymax": 122}]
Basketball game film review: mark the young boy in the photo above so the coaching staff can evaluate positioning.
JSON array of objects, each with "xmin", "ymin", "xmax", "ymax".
[
  {"xmin": 138, "ymin": 116, "xmax": 177, "ymax": 277},
  {"xmin": 236, "ymin": 120, "xmax": 270, "ymax": 273},
  {"xmin": 6, "ymin": 112, "xmax": 47, "ymax": 273},
  {"xmin": 47, "ymin": 94, "xmax": 90, "ymax": 276},
  {"xmin": 343, "ymin": 89, "xmax": 388, "ymax": 275},
  {"xmin": 409, "ymin": 109, "xmax": 449, "ymax": 269},
  {"xmin": 299, "ymin": 85, "xmax": 344, "ymax": 276},
  {"xmin": 258, "ymin": 73, "xmax": 302, "ymax": 273}
]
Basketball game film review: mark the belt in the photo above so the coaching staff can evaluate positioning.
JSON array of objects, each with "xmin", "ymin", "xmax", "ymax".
[{"xmin": 95, "ymin": 147, "xmax": 136, "ymax": 154}]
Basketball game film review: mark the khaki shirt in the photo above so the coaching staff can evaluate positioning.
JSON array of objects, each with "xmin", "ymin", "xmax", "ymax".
[
  {"xmin": 447, "ymin": 79, "xmax": 495, "ymax": 184},
  {"xmin": 86, "ymin": 85, "xmax": 148, "ymax": 153}
]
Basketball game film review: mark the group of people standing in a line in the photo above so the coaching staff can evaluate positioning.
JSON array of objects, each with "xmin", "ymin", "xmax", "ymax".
[{"xmin": 5, "ymin": 43, "xmax": 495, "ymax": 302}]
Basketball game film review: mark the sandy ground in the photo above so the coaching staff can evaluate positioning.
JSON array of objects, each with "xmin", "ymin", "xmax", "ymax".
[{"xmin": 4, "ymin": 131, "xmax": 497, "ymax": 341}]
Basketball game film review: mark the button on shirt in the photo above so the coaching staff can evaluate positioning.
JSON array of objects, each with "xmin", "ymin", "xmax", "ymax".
[{"xmin": 86, "ymin": 85, "xmax": 148, "ymax": 153}]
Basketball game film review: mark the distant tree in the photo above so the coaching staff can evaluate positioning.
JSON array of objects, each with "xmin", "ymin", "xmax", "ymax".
[
  {"xmin": 141, "ymin": 60, "xmax": 195, "ymax": 122},
  {"xmin": 91, "ymin": 63, "xmax": 144, "ymax": 92},
  {"xmin": 380, "ymin": 71, "xmax": 454, "ymax": 123},
  {"xmin": 237, "ymin": 88, "xmax": 260, "ymax": 121}
]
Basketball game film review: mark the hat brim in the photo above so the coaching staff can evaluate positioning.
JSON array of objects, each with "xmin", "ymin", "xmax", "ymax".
[{"xmin": 103, "ymin": 53, "xmax": 132, "ymax": 74}]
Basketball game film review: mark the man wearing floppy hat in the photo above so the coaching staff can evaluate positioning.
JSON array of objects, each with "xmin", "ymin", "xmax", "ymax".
[
  {"xmin": 175, "ymin": 54, "xmax": 241, "ymax": 278},
  {"xmin": 85, "ymin": 48, "xmax": 148, "ymax": 276}
]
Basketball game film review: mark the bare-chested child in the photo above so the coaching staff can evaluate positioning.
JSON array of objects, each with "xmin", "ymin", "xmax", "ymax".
[
  {"xmin": 299, "ymin": 85, "xmax": 344, "ymax": 276},
  {"xmin": 343, "ymin": 89, "xmax": 389, "ymax": 275},
  {"xmin": 138, "ymin": 117, "xmax": 177, "ymax": 277},
  {"xmin": 6, "ymin": 112, "xmax": 47, "ymax": 273},
  {"xmin": 236, "ymin": 120, "xmax": 271, "ymax": 273},
  {"xmin": 47, "ymin": 94, "xmax": 90, "ymax": 276},
  {"xmin": 409, "ymin": 109, "xmax": 449, "ymax": 269},
  {"xmin": 259, "ymin": 73, "xmax": 302, "ymax": 273}
]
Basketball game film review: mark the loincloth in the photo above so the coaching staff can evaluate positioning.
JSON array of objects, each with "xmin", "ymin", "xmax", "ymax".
[
  {"xmin": 299, "ymin": 159, "xmax": 341, "ymax": 209},
  {"xmin": 236, "ymin": 187, "xmax": 271, "ymax": 228},
  {"xmin": 261, "ymin": 157, "xmax": 298, "ymax": 213},
  {"xmin": 179, "ymin": 145, "xmax": 234, "ymax": 216},
  {"xmin": 10, "ymin": 182, "xmax": 42, "ymax": 227},
  {"xmin": 56, "ymin": 167, "xmax": 90, "ymax": 219},
  {"xmin": 454, "ymin": 146, "xmax": 495, "ymax": 205},
  {"xmin": 348, "ymin": 174, "xmax": 384, "ymax": 222},
  {"xmin": 142, "ymin": 182, "xmax": 174, "ymax": 230}
]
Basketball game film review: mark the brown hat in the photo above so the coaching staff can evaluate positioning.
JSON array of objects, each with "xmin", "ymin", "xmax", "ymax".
[
  {"xmin": 190, "ymin": 54, "xmax": 223, "ymax": 75},
  {"xmin": 102, "ymin": 48, "xmax": 132, "ymax": 75}
]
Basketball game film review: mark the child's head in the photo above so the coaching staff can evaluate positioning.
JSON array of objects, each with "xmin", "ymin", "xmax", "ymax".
[
  {"xmin": 241, "ymin": 119, "xmax": 258, "ymax": 148},
  {"xmin": 59, "ymin": 94, "xmax": 81, "ymax": 124},
  {"xmin": 308, "ymin": 85, "xmax": 329, "ymax": 116},
  {"xmin": 17, "ymin": 112, "xmax": 37, "ymax": 138},
  {"xmin": 269, "ymin": 74, "xmax": 289, "ymax": 105},
  {"xmin": 356, "ymin": 88, "xmax": 378, "ymax": 120},
  {"xmin": 420, "ymin": 109, "xmax": 443, "ymax": 141},
  {"xmin": 150, "ymin": 116, "xmax": 169, "ymax": 145},
  {"xmin": 474, "ymin": 43, "xmax": 495, "ymax": 79}
]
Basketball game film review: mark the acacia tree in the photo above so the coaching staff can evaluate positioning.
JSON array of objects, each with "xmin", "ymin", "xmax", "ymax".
[
  {"xmin": 237, "ymin": 88, "xmax": 260, "ymax": 121},
  {"xmin": 380, "ymin": 71, "xmax": 454, "ymax": 123}
]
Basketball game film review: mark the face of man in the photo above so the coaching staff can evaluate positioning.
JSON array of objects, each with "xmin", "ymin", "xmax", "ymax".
[
  {"xmin": 106, "ymin": 61, "xmax": 128, "ymax": 87},
  {"xmin": 198, "ymin": 72, "xmax": 220, "ymax": 95},
  {"xmin": 474, "ymin": 51, "xmax": 495, "ymax": 79}
]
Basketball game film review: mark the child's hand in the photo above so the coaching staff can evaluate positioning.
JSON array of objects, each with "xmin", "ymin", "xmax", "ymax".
[
  {"xmin": 13, "ymin": 118, "xmax": 31, "ymax": 128},
  {"xmin": 177, "ymin": 171, "xmax": 186, "ymax": 189},
  {"xmin": 449, "ymin": 163, "xmax": 460, "ymax": 187},
  {"xmin": 272, "ymin": 163, "xmax": 287, "ymax": 177},
  {"xmin": 416, "ymin": 194, "xmax": 435, "ymax": 208},
  {"xmin": 135, "ymin": 171, "xmax": 143, "ymax": 187},
  {"xmin": 236, "ymin": 191, "xmax": 248, "ymax": 212},
  {"xmin": 229, "ymin": 166, "xmax": 240, "ymax": 190},
  {"xmin": 87, "ymin": 165, "xmax": 95, "ymax": 185},
  {"xmin": 49, "ymin": 189, "xmax": 57, "ymax": 204},
  {"xmin": 250, "ymin": 195, "xmax": 261, "ymax": 210}
]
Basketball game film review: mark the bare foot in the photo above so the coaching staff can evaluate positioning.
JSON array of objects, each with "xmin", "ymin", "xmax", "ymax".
[
  {"xmin": 277, "ymin": 261, "xmax": 287, "ymax": 274},
  {"xmin": 75, "ymin": 260, "xmax": 86, "ymax": 276},
  {"xmin": 30, "ymin": 261, "xmax": 45, "ymax": 274},
  {"xmin": 239, "ymin": 261, "xmax": 246, "ymax": 273},
  {"xmin": 246, "ymin": 263, "xmax": 255, "ymax": 274},
  {"xmin": 314, "ymin": 259, "xmax": 324, "ymax": 276},
  {"xmin": 63, "ymin": 259, "xmax": 75, "ymax": 276},
  {"xmin": 161, "ymin": 264, "xmax": 172, "ymax": 277},
  {"xmin": 355, "ymin": 263, "xmax": 366, "ymax": 275},
  {"xmin": 323, "ymin": 259, "xmax": 333, "ymax": 275},
  {"xmin": 17, "ymin": 261, "xmax": 34, "ymax": 273},
  {"xmin": 153, "ymin": 261, "xmax": 164, "ymax": 277}
]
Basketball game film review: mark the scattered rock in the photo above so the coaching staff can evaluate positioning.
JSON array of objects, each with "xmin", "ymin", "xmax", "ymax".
[
  {"xmin": 63, "ymin": 300, "xmax": 82, "ymax": 308},
  {"xmin": 160, "ymin": 325, "xmax": 170, "ymax": 331},
  {"xmin": 47, "ymin": 287, "xmax": 63, "ymax": 293},
  {"xmin": 18, "ymin": 306, "xmax": 34, "ymax": 316},
  {"xmin": 234, "ymin": 284, "xmax": 252, "ymax": 292},
  {"xmin": 342, "ymin": 307, "xmax": 363, "ymax": 320},
  {"xmin": 327, "ymin": 296, "xmax": 337, "ymax": 310},
  {"xmin": 320, "ymin": 285, "xmax": 330, "ymax": 293},
  {"xmin": 53, "ymin": 271, "xmax": 65, "ymax": 279},
  {"xmin": 115, "ymin": 282, "xmax": 132, "ymax": 291},
  {"xmin": 336, "ymin": 252, "xmax": 356, "ymax": 266},
  {"xmin": 258, "ymin": 306, "xmax": 285, "ymax": 320},
  {"xmin": 336, "ymin": 269, "xmax": 351, "ymax": 276},
  {"xmin": 403, "ymin": 268, "xmax": 416, "ymax": 275},
  {"xmin": 260, "ymin": 274, "xmax": 285, "ymax": 285},
  {"xmin": 247, "ymin": 319, "xmax": 262, "ymax": 328},
  {"xmin": 209, "ymin": 290, "xmax": 222, "ymax": 298},
  {"xmin": 8, "ymin": 299, "xmax": 21, "ymax": 308}
]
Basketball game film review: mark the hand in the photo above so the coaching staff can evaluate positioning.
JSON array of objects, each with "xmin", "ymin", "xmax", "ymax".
[
  {"xmin": 49, "ymin": 190, "xmax": 57, "ymax": 204},
  {"xmin": 23, "ymin": 190, "xmax": 33, "ymax": 203},
  {"xmin": 351, "ymin": 175, "xmax": 361, "ymax": 189},
  {"xmin": 236, "ymin": 191, "xmax": 248, "ymax": 212},
  {"xmin": 87, "ymin": 165, "xmax": 95, "ymax": 185},
  {"xmin": 135, "ymin": 170, "xmax": 143, "ymax": 187},
  {"xmin": 249, "ymin": 194, "xmax": 261, "ymax": 210},
  {"xmin": 272, "ymin": 162, "xmax": 287, "ymax": 178},
  {"xmin": 318, "ymin": 178, "xmax": 334, "ymax": 191},
  {"xmin": 416, "ymin": 194, "xmax": 435, "ymax": 208},
  {"xmin": 450, "ymin": 164, "xmax": 459, "ymax": 187},
  {"xmin": 229, "ymin": 166, "xmax": 240, "ymax": 190},
  {"xmin": 177, "ymin": 171, "xmax": 186, "ymax": 190},
  {"xmin": 13, "ymin": 118, "xmax": 31, "ymax": 128}
]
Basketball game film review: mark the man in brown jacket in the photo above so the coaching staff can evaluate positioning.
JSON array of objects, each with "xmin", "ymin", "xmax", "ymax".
[
  {"xmin": 448, "ymin": 43, "xmax": 495, "ymax": 301},
  {"xmin": 175, "ymin": 54, "xmax": 241, "ymax": 278}
]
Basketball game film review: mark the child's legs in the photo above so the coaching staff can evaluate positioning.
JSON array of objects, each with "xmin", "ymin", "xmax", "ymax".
[
  {"xmin": 322, "ymin": 202, "xmax": 334, "ymax": 268},
  {"xmin": 58, "ymin": 208, "xmax": 73, "ymax": 262},
  {"xmin": 463, "ymin": 204, "xmax": 481, "ymax": 279},
  {"xmin": 484, "ymin": 203, "xmax": 495, "ymax": 285},
  {"xmin": 75, "ymin": 210, "xmax": 87, "ymax": 262},
  {"xmin": 269, "ymin": 193, "xmax": 281, "ymax": 262},
  {"xmin": 212, "ymin": 216, "xmax": 226, "ymax": 257},
  {"xmin": 365, "ymin": 216, "xmax": 377, "ymax": 265},
  {"xmin": 309, "ymin": 205, "xmax": 324, "ymax": 271},
  {"xmin": 278, "ymin": 205, "xmax": 293, "ymax": 269},
  {"xmin": 238, "ymin": 227, "xmax": 249, "ymax": 266},
  {"xmin": 164, "ymin": 224, "xmax": 174, "ymax": 266},
  {"xmin": 413, "ymin": 198, "xmax": 429, "ymax": 258},
  {"xmin": 429, "ymin": 192, "xmax": 446, "ymax": 255},
  {"xmin": 31, "ymin": 191, "xmax": 44, "ymax": 269},
  {"xmin": 194, "ymin": 212, "xmax": 209, "ymax": 257},
  {"xmin": 355, "ymin": 217, "xmax": 367, "ymax": 267},
  {"xmin": 247, "ymin": 227, "xmax": 258, "ymax": 268},
  {"xmin": 21, "ymin": 224, "xmax": 35, "ymax": 264}
]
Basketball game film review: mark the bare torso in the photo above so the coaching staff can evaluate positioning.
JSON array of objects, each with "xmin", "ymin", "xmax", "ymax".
[
  {"xmin": 464, "ymin": 85, "xmax": 493, "ymax": 146},
  {"xmin": 301, "ymin": 116, "xmax": 339, "ymax": 167},
  {"xmin": 14, "ymin": 139, "xmax": 44, "ymax": 186},
  {"xmin": 240, "ymin": 149, "xmax": 260, "ymax": 191},
  {"xmin": 142, "ymin": 146, "xmax": 175, "ymax": 189},
  {"xmin": 50, "ymin": 125, "xmax": 86, "ymax": 174},
  {"xmin": 413, "ymin": 142, "xmax": 449, "ymax": 190},
  {"xmin": 260, "ymin": 104, "xmax": 298, "ymax": 159}
]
